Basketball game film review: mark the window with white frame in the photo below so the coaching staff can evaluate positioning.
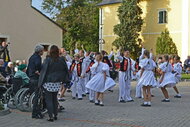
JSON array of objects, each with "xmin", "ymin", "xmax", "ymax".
[{"xmin": 158, "ymin": 10, "xmax": 167, "ymax": 24}]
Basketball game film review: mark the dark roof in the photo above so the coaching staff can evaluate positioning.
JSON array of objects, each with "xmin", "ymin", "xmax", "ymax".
[
  {"xmin": 97, "ymin": 0, "xmax": 122, "ymax": 6},
  {"xmin": 30, "ymin": 2, "xmax": 66, "ymax": 32}
]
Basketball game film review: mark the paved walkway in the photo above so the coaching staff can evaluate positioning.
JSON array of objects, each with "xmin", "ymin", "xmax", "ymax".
[{"xmin": 1, "ymin": 81, "xmax": 190, "ymax": 127}]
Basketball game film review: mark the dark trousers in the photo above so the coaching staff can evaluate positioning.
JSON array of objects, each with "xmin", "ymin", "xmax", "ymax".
[
  {"xmin": 31, "ymin": 79, "xmax": 42, "ymax": 117},
  {"xmin": 44, "ymin": 90, "xmax": 58, "ymax": 118}
]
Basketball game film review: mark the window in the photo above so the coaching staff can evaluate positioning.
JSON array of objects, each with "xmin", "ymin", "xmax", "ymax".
[
  {"xmin": 41, "ymin": 44, "xmax": 49, "ymax": 52},
  {"xmin": 0, "ymin": 38, "xmax": 7, "ymax": 44},
  {"xmin": 158, "ymin": 10, "xmax": 167, "ymax": 24}
]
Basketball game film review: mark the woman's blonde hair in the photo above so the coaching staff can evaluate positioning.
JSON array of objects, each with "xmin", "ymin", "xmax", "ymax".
[
  {"xmin": 95, "ymin": 52, "xmax": 103, "ymax": 61},
  {"xmin": 74, "ymin": 54, "xmax": 80, "ymax": 58}
]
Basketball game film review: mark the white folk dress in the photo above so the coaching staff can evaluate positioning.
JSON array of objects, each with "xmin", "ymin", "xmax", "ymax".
[
  {"xmin": 158, "ymin": 62, "xmax": 176, "ymax": 87},
  {"xmin": 137, "ymin": 58, "xmax": 158, "ymax": 87},
  {"xmin": 86, "ymin": 62, "xmax": 116, "ymax": 93},
  {"xmin": 173, "ymin": 62, "xmax": 182, "ymax": 83}
]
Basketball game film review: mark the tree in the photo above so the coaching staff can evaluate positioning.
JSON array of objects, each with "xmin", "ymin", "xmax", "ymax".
[
  {"xmin": 156, "ymin": 29, "xmax": 178, "ymax": 55},
  {"xmin": 113, "ymin": 0, "xmax": 143, "ymax": 58},
  {"xmin": 42, "ymin": 0, "xmax": 101, "ymax": 52}
]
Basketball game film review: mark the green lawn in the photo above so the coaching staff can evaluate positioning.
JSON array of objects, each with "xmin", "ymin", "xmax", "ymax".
[{"xmin": 181, "ymin": 73, "xmax": 190, "ymax": 79}]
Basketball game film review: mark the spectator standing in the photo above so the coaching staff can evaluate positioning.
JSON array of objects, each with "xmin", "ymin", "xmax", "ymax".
[
  {"xmin": 38, "ymin": 45, "xmax": 70, "ymax": 122},
  {"xmin": 0, "ymin": 59, "xmax": 7, "ymax": 78},
  {"xmin": 27, "ymin": 45, "xmax": 44, "ymax": 119},
  {"xmin": 0, "ymin": 41, "xmax": 10, "ymax": 67},
  {"xmin": 184, "ymin": 56, "xmax": 190, "ymax": 74}
]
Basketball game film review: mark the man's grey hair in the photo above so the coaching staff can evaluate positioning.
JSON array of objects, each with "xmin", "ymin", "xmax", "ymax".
[{"xmin": 35, "ymin": 44, "xmax": 44, "ymax": 53}]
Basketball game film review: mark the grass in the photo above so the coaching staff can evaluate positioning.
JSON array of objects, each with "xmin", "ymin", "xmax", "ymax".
[{"xmin": 181, "ymin": 73, "xmax": 190, "ymax": 79}]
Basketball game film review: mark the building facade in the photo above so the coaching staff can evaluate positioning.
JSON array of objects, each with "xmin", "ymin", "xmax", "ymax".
[
  {"xmin": 98, "ymin": 0, "xmax": 190, "ymax": 61},
  {"xmin": 0, "ymin": 0, "xmax": 64, "ymax": 61}
]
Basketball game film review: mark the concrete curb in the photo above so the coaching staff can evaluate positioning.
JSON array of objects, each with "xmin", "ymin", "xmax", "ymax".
[
  {"xmin": 181, "ymin": 79, "xmax": 190, "ymax": 82},
  {"xmin": 0, "ymin": 109, "xmax": 11, "ymax": 116}
]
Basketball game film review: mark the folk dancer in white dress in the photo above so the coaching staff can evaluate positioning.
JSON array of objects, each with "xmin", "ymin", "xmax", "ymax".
[
  {"xmin": 137, "ymin": 50, "xmax": 157, "ymax": 107},
  {"xmin": 158, "ymin": 55, "xmax": 177, "ymax": 102},
  {"xmin": 135, "ymin": 47, "xmax": 145, "ymax": 98},
  {"xmin": 117, "ymin": 49, "xmax": 135, "ymax": 102},
  {"xmin": 70, "ymin": 54, "xmax": 86, "ymax": 100},
  {"xmin": 86, "ymin": 53, "xmax": 116, "ymax": 106},
  {"xmin": 172, "ymin": 55, "xmax": 182, "ymax": 98}
]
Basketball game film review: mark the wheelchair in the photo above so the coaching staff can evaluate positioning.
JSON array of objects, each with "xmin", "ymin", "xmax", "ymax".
[
  {"xmin": 0, "ymin": 81, "xmax": 7, "ymax": 104},
  {"xmin": 18, "ymin": 79, "xmax": 39, "ymax": 112},
  {"xmin": 3, "ymin": 77, "xmax": 29, "ymax": 110}
]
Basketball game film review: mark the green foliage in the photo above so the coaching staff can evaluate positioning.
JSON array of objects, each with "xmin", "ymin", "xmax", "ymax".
[
  {"xmin": 113, "ymin": 0, "xmax": 143, "ymax": 58},
  {"xmin": 42, "ymin": 0, "xmax": 100, "ymax": 52},
  {"xmin": 156, "ymin": 29, "xmax": 178, "ymax": 55},
  {"xmin": 181, "ymin": 73, "xmax": 190, "ymax": 79}
]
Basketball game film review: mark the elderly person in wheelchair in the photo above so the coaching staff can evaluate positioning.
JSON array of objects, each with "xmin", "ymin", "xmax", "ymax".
[
  {"xmin": 3, "ymin": 64, "xmax": 33, "ymax": 110},
  {"xmin": 14, "ymin": 64, "xmax": 30, "ymax": 86}
]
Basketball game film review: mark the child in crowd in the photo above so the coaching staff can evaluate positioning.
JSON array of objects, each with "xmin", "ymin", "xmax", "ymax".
[
  {"xmin": 172, "ymin": 55, "xmax": 182, "ymax": 98},
  {"xmin": 86, "ymin": 53, "xmax": 115, "ymax": 106},
  {"xmin": 137, "ymin": 50, "xmax": 157, "ymax": 107},
  {"xmin": 158, "ymin": 55, "xmax": 176, "ymax": 102}
]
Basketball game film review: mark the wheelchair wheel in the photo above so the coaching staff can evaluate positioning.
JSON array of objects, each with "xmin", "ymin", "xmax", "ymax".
[
  {"xmin": 19, "ymin": 88, "xmax": 31, "ymax": 112},
  {"xmin": 14, "ymin": 88, "xmax": 28, "ymax": 110},
  {"xmin": 0, "ymin": 86, "xmax": 7, "ymax": 103},
  {"xmin": 29, "ymin": 92, "xmax": 35, "ymax": 111},
  {"xmin": 4, "ymin": 87, "xmax": 16, "ymax": 109}
]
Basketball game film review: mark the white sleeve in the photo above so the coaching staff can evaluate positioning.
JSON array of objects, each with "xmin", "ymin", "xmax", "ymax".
[
  {"xmin": 81, "ymin": 59, "xmax": 88, "ymax": 76},
  {"xmin": 102, "ymin": 63, "xmax": 110, "ymax": 71},
  {"xmin": 67, "ymin": 62, "xmax": 71, "ymax": 70},
  {"xmin": 90, "ymin": 62, "xmax": 98, "ymax": 74},
  {"xmin": 108, "ymin": 51, "xmax": 114, "ymax": 60},
  {"xmin": 131, "ymin": 59, "xmax": 136, "ymax": 71},
  {"xmin": 152, "ymin": 60, "xmax": 157, "ymax": 68},
  {"xmin": 84, "ymin": 50, "xmax": 87, "ymax": 56},
  {"xmin": 66, "ymin": 55, "xmax": 72, "ymax": 63},
  {"xmin": 116, "ymin": 52, "xmax": 123, "ymax": 61},
  {"xmin": 139, "ymin": 59, "xmax": 146, "ymax": 68},
  {"xmin": 150, "ymin": 53, "xmax": 153, "ymax": 60},
  {"xmin": 159, "ymin": 63, "xmax": 167, "ymax": 72},
  {"xmin": 139, "ymin": 48, "xmax": 145, "ymax": 61},
  {"xmin": 74, "ymin": 49, "xmax": 79, "ymax": 54},
  {"xmin": 175, "ymin": 63, "xmax": 182, "ymax": 74}
]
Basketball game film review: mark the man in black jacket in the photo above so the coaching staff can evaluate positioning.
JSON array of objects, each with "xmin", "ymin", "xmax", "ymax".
[
  {"xmin": 0, "ymin": 42, "xmax": 10, "ymax": 67},
  {"xmin": 27, "ymin": 45, "xmax": 44, "ymax": 119},
  {"xmin": 0, "ymin": 59, "xmax": 7, "ymax": 82}
]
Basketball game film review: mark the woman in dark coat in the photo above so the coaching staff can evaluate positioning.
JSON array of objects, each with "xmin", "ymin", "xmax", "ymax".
[{"xmin": 38, "ymin": 45, "xmax": 70, "ymax": 122}]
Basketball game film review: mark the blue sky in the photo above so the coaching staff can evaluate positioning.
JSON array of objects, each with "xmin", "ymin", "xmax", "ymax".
[{"xmin": 32, "ymin": 0, "xmax": 51, "ymax": 17}]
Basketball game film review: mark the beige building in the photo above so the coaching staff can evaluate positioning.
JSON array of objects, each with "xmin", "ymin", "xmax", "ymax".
[
  {"xmin": 98, "ymin": 0, "xmax": 190, "ymax": 62},
  {"xmin": 0, "ymin": 0, "xmax": 65, "ymax": 61}
]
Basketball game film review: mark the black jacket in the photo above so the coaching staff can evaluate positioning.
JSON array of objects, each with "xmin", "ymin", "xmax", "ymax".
[
  {"xmin": 0, "ymin": 45, "xmax": 10, "ymax": 62},
  {"xmin": 38, "ymin": 57, "xmax": 70, "ymax": 88},
  {"xmin": 0, "ymin": 67, "xmax": 7, "ymax": 77},
  {"xmin": 27, "ymin": 53, "xmax": 42, "ymax": 79}
]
